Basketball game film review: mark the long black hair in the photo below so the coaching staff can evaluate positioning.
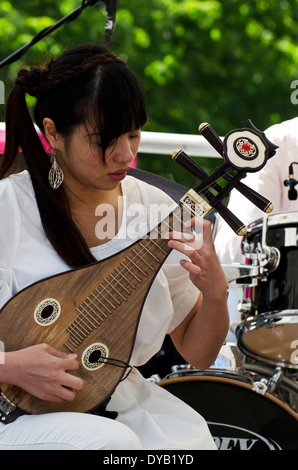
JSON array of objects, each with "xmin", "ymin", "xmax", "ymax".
[{"xmin": 1, "ymin": 44, "xmax": 147, "ymax": 267}]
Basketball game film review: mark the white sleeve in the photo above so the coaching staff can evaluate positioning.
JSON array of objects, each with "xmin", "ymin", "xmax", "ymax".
[
  {"xmin": 163, "ymin": 250, "xmax": 200, "ymax": 333},
  {"xmin": 0, "ymin": 177, "xmax": 21, "ymax": 308}
]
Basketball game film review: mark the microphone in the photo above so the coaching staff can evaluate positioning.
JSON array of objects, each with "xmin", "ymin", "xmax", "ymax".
[{"xmin": 284, "ymin": 162, "xmax": 298, "ymax": 200}]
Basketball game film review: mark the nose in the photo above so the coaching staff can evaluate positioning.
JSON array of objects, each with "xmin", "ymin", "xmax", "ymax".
[{"xmin": 111, "ymin": 135, "xmax": 137, "ymax": 165}]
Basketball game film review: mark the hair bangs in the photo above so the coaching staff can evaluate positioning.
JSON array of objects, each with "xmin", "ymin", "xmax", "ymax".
[{"xmin": 89, "ymin": 63, "xmax": 147, "ymax": 157}]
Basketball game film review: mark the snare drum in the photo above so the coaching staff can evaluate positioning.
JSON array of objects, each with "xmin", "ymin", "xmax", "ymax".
[
  {"xmin": 237, "ymin": 310, "xmax": 298, "ymax": 368},
  {"xmin": 159, "ymin": 371, "xmax": 298, "ymax": 450}
]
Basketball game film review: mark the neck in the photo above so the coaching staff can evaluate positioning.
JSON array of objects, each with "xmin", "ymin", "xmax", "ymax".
[{"xmin": 64, "ymin": 183, "xmax": 123, "ymax": 248}]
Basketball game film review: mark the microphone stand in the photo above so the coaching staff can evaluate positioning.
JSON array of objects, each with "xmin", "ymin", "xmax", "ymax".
[{"xmin": 0, "ymin": 0, "xmax": 113, "ymax": 70}]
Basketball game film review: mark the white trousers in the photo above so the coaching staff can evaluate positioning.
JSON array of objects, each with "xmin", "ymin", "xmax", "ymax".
[{"xmin": 0, "ymin": 412, "xmax": 143, "ymax": 450}]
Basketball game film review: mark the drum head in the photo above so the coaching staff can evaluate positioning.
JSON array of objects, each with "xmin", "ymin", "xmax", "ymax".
[
  {"xmin": 159, "ymin": 375, "xmax": 298, "ymax": 450},
  {"xmin": 237, "ymin": 310, "xmax": 298, "ymax": 368}
]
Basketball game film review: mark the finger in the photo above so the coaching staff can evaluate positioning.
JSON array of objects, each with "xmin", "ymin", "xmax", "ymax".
[
  {"xmin": 180, "ymin": 258, "xmax": 201, "ymax": 275},
  {"xmin": 56, "ymin": 385, "xmax": 77, "ymax": 402},
  {"xmin": 61, "ymin": 371, "xmax": 84, "ymax": 391},
  {"xmin": 59, "ymin": 356, "xmax": 81, "ymax": 373},
  {"xmin": 46, "ymin": 345, "xmax": 77, "ymax": 360},
  {"xmin": 166, "ymin": 230, "xmax": 195, "ymax": 241},
  {"xmin": 168, "ymin": 237, "xmax": 202, "ymax": 254}
]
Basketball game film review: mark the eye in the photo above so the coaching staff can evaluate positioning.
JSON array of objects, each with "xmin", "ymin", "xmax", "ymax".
[{"xmin": 129, "ymin": 130, "xmax": 141, "ymax": 140}]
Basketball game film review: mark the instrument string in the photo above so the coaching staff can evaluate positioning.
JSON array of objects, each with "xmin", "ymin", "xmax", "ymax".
[
  {"xmin": 48, "ymin": 206, "xmax": 186, "ymax": 352},
  {"xmin": 48, "ymin": 170, "xmax": 226, "ymax": 354}
]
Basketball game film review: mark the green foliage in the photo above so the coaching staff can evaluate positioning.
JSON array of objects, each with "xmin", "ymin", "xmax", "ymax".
[{"xmin": 1, "ymin": 0, "xmax": 298, "ymax": 186}]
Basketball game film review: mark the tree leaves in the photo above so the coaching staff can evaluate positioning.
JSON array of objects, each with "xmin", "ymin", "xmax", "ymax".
[{"xmin": 1, "ymin": 0, "xmax": 298, "ymax": 185}]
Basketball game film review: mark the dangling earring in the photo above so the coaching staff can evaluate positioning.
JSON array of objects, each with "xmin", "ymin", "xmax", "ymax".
[{"xmin": 48, "ymin": 148, "xmax": 64, "ymax": 189}]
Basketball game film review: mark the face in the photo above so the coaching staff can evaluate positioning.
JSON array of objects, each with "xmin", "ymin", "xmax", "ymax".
[{"xmin": 54, "ymin": 124, "xmax": 141, "ymax": 195}]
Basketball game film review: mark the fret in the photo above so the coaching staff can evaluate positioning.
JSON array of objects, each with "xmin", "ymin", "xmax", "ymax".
[
  {"xmin": 68, "ymin": 336, "xmax": 80, "ymax": 348},
  {"xmin": 64, "ymin": 342, "xmax": 74, "ymax": 352},
  {"xmin": 109, "ymin": 272, "xmax": 131, "ymax": 294},
  {"xmin": 63, "ymin": 200, "xmax": 189, "ymax": 350},
  {"xmin": 69, "ymin": 319, "xmax": 90, "ymax": 337},
  {"xmin": 74, "ymin": 314, "xmax": 93, "ymax": 334},
  {"xmin": 79, "ymin": 303, "xmax": 101, "ymax": 327},
  {"xmin": 120, "ymin": 261, "xmax": 142, "ymax": 283},
  {"xmin": 100, "ymin": 283, "xmax": 122, "ymax": 306},
  {"xmin": 76, "ymin": 307, "xmax": 98, "ymax": 329},
  {"xmin": 104, "ymin": 277, "xmax": 128, "ymax": 301},
  {"xmin": 85, "ymin": 296, "xmax": 107, "ymax": 321},
  {"xmin": 66, "ymin": 324, "xmax": 86, "ymax": 342},
  {"xmin": 138, "ymin": 242, "xmax": 160, "ymax": 262},
  {"xmin": 115, "ymin": 266, "xmax": 136, "ymax": 289},
  {"xmin": 131, "ymin": 247, "xmax": 155, "ymax": 271},
  {"xmin": 145, "ymin": 236, "xmax": 169, "ymax": 255},
  {"xmin": 92, "ymin": 290, "xmax": 114, "ymax": 313},
  {"xmin": 172, "ymin": 210, "xmax": 186, "ymax": 232},
  {"xmin": 126, "ymin": 255, "xmax": 148, "ymax": 277},
  {"xmin": 93, "ymin": 284, "xmax": 119, "ymax": 310}
]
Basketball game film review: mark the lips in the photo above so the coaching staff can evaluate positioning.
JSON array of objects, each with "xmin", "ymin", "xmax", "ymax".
[{"xmin": 108, "ymin": 168, "xmax": 130, "ymax": 181}]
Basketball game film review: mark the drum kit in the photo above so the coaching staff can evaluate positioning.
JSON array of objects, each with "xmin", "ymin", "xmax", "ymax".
[{"xmin": 142, "ymin": 211, "xmax": 298, "ymax": 450}]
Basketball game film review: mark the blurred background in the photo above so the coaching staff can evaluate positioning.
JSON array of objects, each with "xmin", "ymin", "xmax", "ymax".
[{"xmin": 1, "ymin": 0, "xmax": 298, "ymax": 188}]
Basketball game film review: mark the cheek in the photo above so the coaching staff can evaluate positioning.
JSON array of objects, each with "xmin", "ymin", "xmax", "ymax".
[
  {"xmin": 74, "ymin": 144, "xmax": 104, "ymax": 169},
  {"xmin": 131, "ymin": 138, "xmax": 141, "ymax": 156},
  {"xmin": 88, "ymin": 151, "xmax": 104, "ymax": 168}
]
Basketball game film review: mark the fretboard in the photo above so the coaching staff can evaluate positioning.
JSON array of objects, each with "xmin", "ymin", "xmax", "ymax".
[{"xmin": 62, "ymin": 190, "xmax": 212, "ymax": 352}]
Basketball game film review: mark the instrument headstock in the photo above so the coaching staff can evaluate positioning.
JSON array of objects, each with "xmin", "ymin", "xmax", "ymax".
[{"xmin": 172, "ymin": 120, "xmax": 278, "ymax": 235}]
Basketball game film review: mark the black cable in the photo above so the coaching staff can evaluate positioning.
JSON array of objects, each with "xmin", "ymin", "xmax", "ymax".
[{"xmin": 0, "ymin": 1, "xmax": 103, "ymax": 70}]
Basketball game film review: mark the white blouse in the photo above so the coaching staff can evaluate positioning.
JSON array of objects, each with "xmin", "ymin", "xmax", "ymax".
[{"xmin": 0, "ymin": 170, "xmax": 216, "ymax": 450}]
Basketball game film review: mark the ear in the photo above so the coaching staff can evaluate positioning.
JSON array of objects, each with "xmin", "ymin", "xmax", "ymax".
[{"xmin": 43, "ymin": 118, "xmax": 59, "ymax": 149}]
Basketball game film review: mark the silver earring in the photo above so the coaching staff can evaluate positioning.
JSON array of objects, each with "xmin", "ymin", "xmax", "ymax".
[{"xmin": 48, "ymin": 149, "xmax": 64, "ymax": 189}]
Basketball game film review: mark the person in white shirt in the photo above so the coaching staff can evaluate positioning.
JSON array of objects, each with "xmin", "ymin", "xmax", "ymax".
[{"xmin": 0, "ymin": 43, "xmax": 228, "ymax": 450}]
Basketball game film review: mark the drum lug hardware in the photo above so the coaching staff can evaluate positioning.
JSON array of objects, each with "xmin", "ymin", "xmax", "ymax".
[
  {"xmin": 267, "ymin": 367, "xmax": 283, "ymax": 393},
  {"xmin": 222, "ymin": 264, "xmax": 260, "ymax": 287},
  {"xmin": 147, "ymin": 374, "xmax": 161, "ymax": 383},
  {"xmin": 252, "ymin": 378, "xmax": 268, "ymax": 395},
  {"xmin": 252, "ymin": 367, "xmax": 284, "ymax": 396},
  {"xmin": 255, "ymin": 242, "xmax": 280, "ymax": 274},
  {"xmin": 237, "ymin": 298, "xmax": 252, "ymax": 314}
]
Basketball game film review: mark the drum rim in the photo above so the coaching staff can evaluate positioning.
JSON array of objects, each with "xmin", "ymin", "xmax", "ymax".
[
  {"xmin": 158, "ymin": 375, "xmax": 298, "ymax": 420},
  {"xmin": 236, "ymin": 309, "xmax": 298, "ymax": 369},
  {"xmin": 238, "ymin": 309, "xmax": 298, "ymax": 328},
  {"xmin": 246, "ymin": 211, "xmax": 298, "ymax": 233}
]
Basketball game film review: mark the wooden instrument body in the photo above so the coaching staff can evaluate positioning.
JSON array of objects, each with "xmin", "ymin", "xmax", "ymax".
[{"xmin": 0, "ymin": 237, "xmax": 171, "ymax": 415}]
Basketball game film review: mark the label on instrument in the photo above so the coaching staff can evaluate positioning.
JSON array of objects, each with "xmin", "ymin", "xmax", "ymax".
[{"xmin": 180, "ymin": 189, "xmax": 212, "ymax": 218}]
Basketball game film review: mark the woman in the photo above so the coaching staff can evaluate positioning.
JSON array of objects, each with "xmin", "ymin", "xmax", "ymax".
[{"xmin": 0, "ymin": 43, "xmax": 228, "ymax": 449}]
